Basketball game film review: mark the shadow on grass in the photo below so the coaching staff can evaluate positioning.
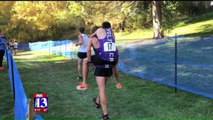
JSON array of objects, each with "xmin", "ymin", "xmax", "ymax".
[
  {"xmin": 182, "ymin": 31, "xmax": 213, "ymax": 37},
  {"xmin": 172, "ymin": 12, "xmax": 213, "ymax": 28},
  {"xmin": 184, "ymin": 12, "xmax": 213, "ymax": 25},
  {"xmin": 164, "ymin": 12, "xmax": 213, "ymax": 36}
]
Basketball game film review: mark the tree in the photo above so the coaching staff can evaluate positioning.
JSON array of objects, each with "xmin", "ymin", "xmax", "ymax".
[
  {"xmin": 0, "ymin": 1, "xmax": 211, "ymax": 41},
  {"xmin": 152, "ymin": 1, "xmax": 164, "ymax": 39},
  {"xmin": 125, "ymin": 1, "xmax": 153, "ymax": 30},
  {"xmin": 10, "ymin": 1, "xmax": 80, "ymax": 41},
  {"xmin": 0, "ymin": 1, "xmax": 15, "ymax": 38},
  {"xmin": 69, "ymin": 1, "xmax": 136, "ymax": 30}
]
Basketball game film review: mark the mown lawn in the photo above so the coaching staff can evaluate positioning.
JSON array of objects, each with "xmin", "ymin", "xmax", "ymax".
[
  {"xmin": 0, "ymin": 62, "xmax": 14, "ymax": 120},
  {"xmin": 1, "ymin": 50, "xmax": 212, "ymax": 120},
  {"xmin": 115, "ymin": 12, "xmax": 213, "ymax": 41}
]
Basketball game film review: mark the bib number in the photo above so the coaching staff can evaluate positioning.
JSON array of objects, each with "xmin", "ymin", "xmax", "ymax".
[{"xmin": 103, "ymin": 42, "xmax": 116, "ymax": 52}]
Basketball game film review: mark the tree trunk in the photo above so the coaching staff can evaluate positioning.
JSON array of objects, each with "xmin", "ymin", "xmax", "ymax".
[
  {"xmin": 119, "ymin": 19, "xmax": 125, "ymax": 31},
  {"xmin": 152, "ymin": 1, "xmax": 163, "ymax": 39}
]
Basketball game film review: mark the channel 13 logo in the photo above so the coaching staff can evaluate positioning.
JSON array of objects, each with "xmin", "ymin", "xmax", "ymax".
[{"xmin": 33, "ymin": 93, "xmax": 48, "ymax": 112}]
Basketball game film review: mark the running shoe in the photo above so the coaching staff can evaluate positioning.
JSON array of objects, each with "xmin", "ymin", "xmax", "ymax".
[
  {"xmin": 0, "ymin": 66, "xmax": 5, "ymax": 70},
  {"xmin": 76, "ymin": 84, "xmax": 88, "ymax": 90},
  {"xmin": 116, "ymin": 83, "xmax": 122, "ymax": 89},
  {"xmin": 78, "ymin": 81, "xmax": 83, "ymax": 85},
  {"xmin": 93, "ymin": 97, "xmax": 100, "ymax": 109},
  {"xmin": 101, "ymin": 114, "xmax": 110, "ymax": 120},
  {"xmin": 77, "ymin": 76, "xmax": 82, "ymax": 80}
]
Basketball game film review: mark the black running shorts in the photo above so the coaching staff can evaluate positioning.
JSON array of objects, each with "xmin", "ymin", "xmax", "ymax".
[
  {"xmin": 77, "ymin": 52, "xmax": 87, "ymax": 59},
  {"xmin": 91, "ymin": 55, "xmax": 117, "ymax": 66},
  {"xmin": 91, "ymin": 55, "xmax": 117, "ymax": 77},
  {"xmin": 93, "ymin": 67, "xmax": 112, "ymax": 77}
]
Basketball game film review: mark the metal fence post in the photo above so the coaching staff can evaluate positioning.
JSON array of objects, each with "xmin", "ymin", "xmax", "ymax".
[{"xmin": 175, "ymin": 33, "xmax": 177, "ymax": 93}]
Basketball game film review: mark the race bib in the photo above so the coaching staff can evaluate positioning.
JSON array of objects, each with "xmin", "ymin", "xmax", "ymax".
[{"xmin": 103, "ymin": 42, "xmax": 116, "ymax": 52}]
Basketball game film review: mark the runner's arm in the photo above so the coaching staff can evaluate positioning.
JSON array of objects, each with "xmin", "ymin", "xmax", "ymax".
[
  {"xmin": 89, "ymin": 28, "xmax": 101, "ymax": 38},
  {"xmin": 76, "ymin": 35, "xmax": 84, "ymax": 46},
  {"xmin": 87, "ymin": 38, "xmax": 93, "ymax": 62}
]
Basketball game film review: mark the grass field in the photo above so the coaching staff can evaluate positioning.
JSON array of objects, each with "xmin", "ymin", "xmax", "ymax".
[
  {"xmin": 0, "ymin": 51, "xmax": 212, "ymax": 120},
  {"xmin": 114, "ymin": 12, "xmax": 213, "ymax": 40},
  {"xmin": 0, "ymin": 63, "xmax": 14, "ymax": 119}
]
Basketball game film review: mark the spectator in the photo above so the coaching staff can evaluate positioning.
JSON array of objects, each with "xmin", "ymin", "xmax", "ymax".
[
  {"xmin": 0, "ymin": 32, "xmax": 7, "ymax": 70},
  {"xmin": 13, "ymin": 40, "xmax": 18, "ymax": 55}
]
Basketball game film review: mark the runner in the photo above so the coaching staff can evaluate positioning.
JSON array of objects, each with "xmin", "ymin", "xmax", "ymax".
[
  {"xmin": 75, "ymin": 27, "xmax": 89, "ymax": 89},
  {"xmin": 13, "ymin": 40, "xmax": 18, "ymax": 55},
  {"xmin": 89, "ymin": 22, "xmax": 118, "ymax": 119},
  {"xmin": 77, "ymin": 25, "xmax": 122, "ymax": 90}
]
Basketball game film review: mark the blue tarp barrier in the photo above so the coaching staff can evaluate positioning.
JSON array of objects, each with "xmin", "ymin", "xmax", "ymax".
[
  {"xmin": 5, "ymin": 47, "xmax": 28, "ymax": 120},
  {"xmin": 19, "ymin": 40, "xmax": 78, "ymax": 59},
  {"xmin": 117, "ymin": 36, "xmax": 213, "ymax": 98},
  {"xmin": 13, "ymin": 59, "xmax": 28, "ymax": 120},
  {"xmin": 35, "ymin": 114, "xmax": 43, "ymax": 120},
  {"xmin": 17, "ymin": 37, "xmax": 213, "ymax": 99}
]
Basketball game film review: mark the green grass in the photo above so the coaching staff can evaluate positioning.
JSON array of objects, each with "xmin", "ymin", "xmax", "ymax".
[
  {"xmin": 114, "ymin": 12, "xmax": 213, "ymax": 40},
  {"xmin": 115, "ymin": 29, "xmax": 153, "ymax": 40},
  {"xmin": 168, "ymin": 12, "xmax": 213, "ymax": 37},
  {"xmin": 1, "ymin": 51, "xmax": 212, "ymax": 120},
  {"xmin": 0, "ymin": 63, "xmax": 14, "ymax": 120}
]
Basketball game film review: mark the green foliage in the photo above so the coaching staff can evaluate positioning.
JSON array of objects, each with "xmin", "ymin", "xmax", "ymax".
[
  {"xmin": 0, "ymin": 1, "xmax": 15, "ymax": 34},
  {"xmin": 124, "ymin": 1, "xmax": 152, "ymax": 30},
  {"xmin": 0, "ymin": 1, "xmax": 212, "ymax": 42},
  {"xmin": 9, "ymin": 1, "xmax": 80, "ymax": 41}
]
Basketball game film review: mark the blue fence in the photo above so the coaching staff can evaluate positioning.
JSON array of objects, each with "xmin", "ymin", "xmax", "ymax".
[
  {"xmin": 117, "ymin": 36, "xmax": 213, "ymax": 98},
  {"xmin": 5, "ymin": 46, "xmax": 28, "ymax": 120},
  {"xmin": 19, "ymin": 40, "xmax": 78, "ymax": 59},
  {"xmin": 5, "ymin": 46, "xmax": 43, "ymax": 120},
  {"xmin": 18, "ymin": 36, "xmax": 213, "ymax": 99}
]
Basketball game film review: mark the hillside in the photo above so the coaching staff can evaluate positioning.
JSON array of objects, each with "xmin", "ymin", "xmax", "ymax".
[{"xmin": 115, "ymin": 11, "xmax": 213, "ymax": 40}]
